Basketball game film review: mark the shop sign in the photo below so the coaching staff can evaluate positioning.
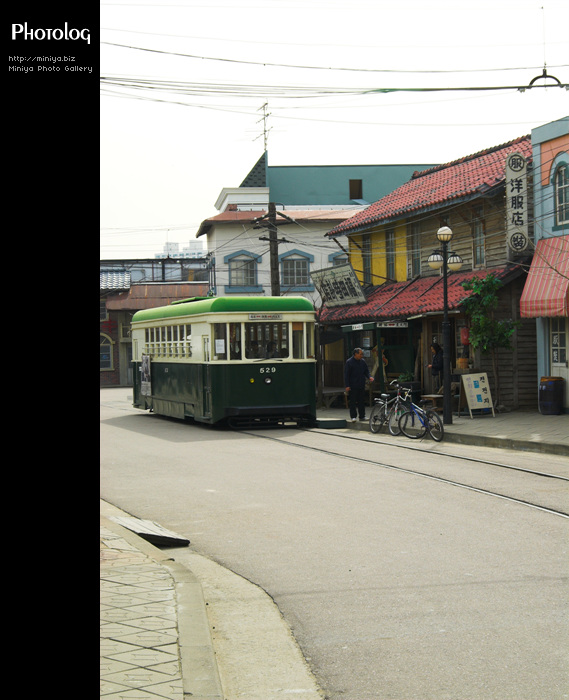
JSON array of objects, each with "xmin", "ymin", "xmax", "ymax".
[
  {"xmin": 311, "ymin": 263, "xmax": 366, "ymax": 306},
  {"xmin": 505, "ymin": 152, "xmax": 529, "ymax": 252}
]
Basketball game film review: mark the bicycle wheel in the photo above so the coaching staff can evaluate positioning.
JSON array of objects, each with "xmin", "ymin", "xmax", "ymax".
[
  {"xmin": 387, "ymin": 404, "xmax": 406, "ymax": 436},
  {"xmin": 398, "ymin": 408, "xmax": 428, "ymax": 439},
  {"xmin": 426, "ymin": 410, "xmax": 444, "ymax": 441},
  {"xmin": 369, "ymin": 403, "xmax": 387, "ymax": 433}
]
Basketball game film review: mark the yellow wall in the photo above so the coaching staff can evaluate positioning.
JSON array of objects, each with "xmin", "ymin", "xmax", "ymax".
[{"xmin": 348, "ymin": 220, "xmax": 407, "ymax": 285}]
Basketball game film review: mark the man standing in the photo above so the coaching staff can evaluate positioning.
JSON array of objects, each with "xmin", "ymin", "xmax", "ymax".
[{"xmin": 344, "ymin": 348, "xmax": 374, "ymax": 422}]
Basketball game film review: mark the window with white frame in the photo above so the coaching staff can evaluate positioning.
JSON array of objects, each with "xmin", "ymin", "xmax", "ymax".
[
  {"xmin": 551, "ymin": 318, "xmax": 567, "ymax": 366},
  {"xmin": 283, "ymin": 258, "xmax": 308, "ymax": 286},
  {"xmin": 279, "ymin": 249, "xmax": 314, "ymax": 291},
  {"xmin": 554, "ymin": 164, "xmax": 568, "ymax": 226},
  {"xmin": 224, "ymin": 250, "xmax": 262, "ymax": 292},
  {"xmin": 230, "ymin": 255, "xmax": 255, "ymax": 286},
  {"xmin": 100, "ymin": 334, "xmax": 113, "ymax": 370}
]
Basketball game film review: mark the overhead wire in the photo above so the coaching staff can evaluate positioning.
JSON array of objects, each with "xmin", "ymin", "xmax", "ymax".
[{"xmin": 101, "ymin": 40, "xmax": 569, "ymax": 79}]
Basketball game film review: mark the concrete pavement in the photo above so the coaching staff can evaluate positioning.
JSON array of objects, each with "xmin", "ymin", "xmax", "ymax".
[{"xmin": 100, "ymin": 408, "xmax": 568, "ymax": 699}]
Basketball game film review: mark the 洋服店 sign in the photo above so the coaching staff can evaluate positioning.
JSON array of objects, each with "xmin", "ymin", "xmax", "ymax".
[
  {"xmin": 377, "ymin": 321, "xmax": 408, "ymax": 328},
  {"xmin": 311, "ymin": 263, "xmax": 366, "ymax": 307},
  {"xmin": 505, "ymin": 152, "xmax": 529, "ymax": 252}
]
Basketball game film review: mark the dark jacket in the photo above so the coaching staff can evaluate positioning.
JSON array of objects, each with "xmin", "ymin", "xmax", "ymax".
[
  {"xmin": 431, "ymin": 350, "xmax": 444, "ymax": 377},
  {"xmin": 344, "ymin": 355, "xmax": 371, "ymax": 390}
]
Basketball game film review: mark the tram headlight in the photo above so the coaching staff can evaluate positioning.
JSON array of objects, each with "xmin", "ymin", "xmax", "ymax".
[{"xmin": 264, "ymin": 377, "xmax": 272, "ymax": 384}]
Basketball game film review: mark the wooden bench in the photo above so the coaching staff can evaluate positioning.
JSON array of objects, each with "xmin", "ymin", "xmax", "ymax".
[
  {"xmin": 421, "ymin": 394, "xmax": 443, "ymax": 412},
  {"xmin": 319, "ymin": 387, "xmax": 347, "ymax": 409}
]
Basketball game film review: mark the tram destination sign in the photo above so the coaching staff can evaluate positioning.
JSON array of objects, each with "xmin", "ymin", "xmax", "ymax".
[
  {"xmin": 311, "ymin": 263, "xmax": 366, "ymax": 307},
  {"xmin": 249, "ymin": 313, "xmax": 283, "ymax": 320}
]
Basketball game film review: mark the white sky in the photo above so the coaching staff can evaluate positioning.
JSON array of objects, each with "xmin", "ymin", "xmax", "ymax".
[{"xmin": 100, "ymin": 0, "xmax": 569, "ymax": 260}]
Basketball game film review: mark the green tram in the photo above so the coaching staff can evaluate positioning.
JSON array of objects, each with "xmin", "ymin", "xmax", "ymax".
[{"xmin": 131, "ymin": 295, "xmax": 317, "ymax": 427}]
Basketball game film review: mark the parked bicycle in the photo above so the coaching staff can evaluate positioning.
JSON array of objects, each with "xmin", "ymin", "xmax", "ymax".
[
  {"xmin": 398, "ymin": 399, "xmax": 444, "ymax": 442},
  {"xmin": 369, "ymin": 381, "xmax": 412, "ymax": 436}
]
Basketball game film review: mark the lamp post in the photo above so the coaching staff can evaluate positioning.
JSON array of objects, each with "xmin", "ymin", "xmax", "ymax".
[{"xmin": 427, "ymin": 226, "xmax": 463, "ymax": 425}]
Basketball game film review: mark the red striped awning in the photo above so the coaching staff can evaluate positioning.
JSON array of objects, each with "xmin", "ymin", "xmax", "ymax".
[{"xmin": 520, "ymin": 237, "xmax": 569, "ymax": 318}]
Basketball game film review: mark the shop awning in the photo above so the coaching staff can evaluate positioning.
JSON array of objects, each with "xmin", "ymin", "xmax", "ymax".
[{"xmin": 520, "ymin": 237, "xmax": 569, "ymax": 318}]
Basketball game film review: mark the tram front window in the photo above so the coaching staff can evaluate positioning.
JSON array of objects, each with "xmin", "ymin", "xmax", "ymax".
[{"xmin": 245, "ymin": 322, "xmax": 289, "ymax": 359}]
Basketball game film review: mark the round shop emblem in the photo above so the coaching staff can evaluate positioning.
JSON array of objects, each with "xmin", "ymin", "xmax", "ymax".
[
  {"xmin": 507, "ymin": 154, "xmax": 526, "ymax": 172},
  {"xmin": 508, "ymin": 231, "xmax": 529, "ymax": 252}
]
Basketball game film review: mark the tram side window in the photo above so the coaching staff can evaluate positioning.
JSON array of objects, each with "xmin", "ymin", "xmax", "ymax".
[
  {"xmin": 307, "ymin": 323, "xmax": 315, "ymax": 358},
  {"xmin": 292, "ymin": 323, "xmax": 304, "ymax": 359},
  {"xmin": 229, "ymin": 322, "xmax": 242, "ymax": 360},
  {"xmin": 213, "ymin": 323, "xmax": 227, "ymax": 360}
]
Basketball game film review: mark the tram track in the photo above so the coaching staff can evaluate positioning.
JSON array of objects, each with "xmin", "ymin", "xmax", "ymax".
[{"xmin": 242, "ymin": 428, "xmax": 569, "ymax": 519}]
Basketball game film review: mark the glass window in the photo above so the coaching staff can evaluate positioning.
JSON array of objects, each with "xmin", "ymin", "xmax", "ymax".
[
  {"xmin": 555, "ymin": 164, "xmax": 569, "ymax": 226},
  {"xmin": 551, "ymin": 318, "xmax": 567, "ymax": 365},
  {"xmin": 332, "ymin": 254, "xmax": 349, "ymax": 267},
  {"xmin": 229, "ymin": 322, "xmax": 242, "ymax": 360},
  {"xmin": 306, "ymin": 323, "xmax": 315, "ymax": 358},
  {"xmin": 409, "ymin": 222, "xmax": 421, "ymax": 278},
  {"xmin": 472, "ymin": 204, "xmax": 485, "ymax": 266},
  {"xmin": 282, "ymin": 258, "xmax": 309, "ymax": 286},
  {"xmin": 244, "ymin": 322, "xmax": 289, "ymax": 359},
  {"xmin": 386, "ymin": 228, "xmax": 395, "ymax": 280},
  {"xmin": 230, "ymin": 255, "xmax": 256, "ymax": 286},
  {"xmin": 292, "ymin": 322, "xmax": 304, "ymax": 359},
  {"xmin": 213, "ymin": 323, "xmax": 227, "ymax": 359},
  {"xmin": 100, "ymin": 335, "xmax": 112, "ymax": 370},
  {"xmin": 362, "ymin": 234, "xmax": 372, "ymax": 285}
]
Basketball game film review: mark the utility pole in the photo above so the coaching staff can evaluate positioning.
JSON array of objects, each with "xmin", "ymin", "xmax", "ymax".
[
  {"xmin": 253, "ymin": 204, "xmax": 295, "ymax": 297},
  {"xmin": 268, "ymin": 202, "xmax": 280, "ymax": 296}
]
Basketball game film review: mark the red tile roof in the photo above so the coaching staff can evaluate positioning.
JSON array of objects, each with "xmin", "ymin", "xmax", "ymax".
[
  {"xmin": 105, "ymin": 283, "xmax": 210, "ymax": 310},
  {"xmin": 319, "ymin": 265, "xmax": 523, "ymax": 324},
  {"xmin": 327, "ymin": 135, "xmax": 532, "ymax": 237},
  {"xmin": 196, "ymin": 208, "xmax": 360, "ymax": 237}
]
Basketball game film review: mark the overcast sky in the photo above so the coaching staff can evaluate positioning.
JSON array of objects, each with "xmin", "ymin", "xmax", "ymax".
[{"xmin": 100, "ymin": 0, "xmax": 569, "ymax": 260}]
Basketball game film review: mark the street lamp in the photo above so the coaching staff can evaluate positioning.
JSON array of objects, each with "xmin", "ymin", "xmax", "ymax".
[{"xmin": 427, "ymin": 226, "xmax": 463, "ymax": 424}]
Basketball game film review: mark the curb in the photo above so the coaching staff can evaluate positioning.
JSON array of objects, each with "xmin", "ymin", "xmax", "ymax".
[{"xmin": 341, "ymin": 420, "xmax": 569, "ymax": 456}]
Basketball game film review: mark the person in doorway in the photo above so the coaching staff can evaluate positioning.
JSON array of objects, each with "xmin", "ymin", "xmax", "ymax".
[
  {"xmin": 428, "ymin": 343, "xmax": 444, "ymax": 391},
  {"xmin": 344, "ymin": 348, "xmax": 374, "ymax": 422}
]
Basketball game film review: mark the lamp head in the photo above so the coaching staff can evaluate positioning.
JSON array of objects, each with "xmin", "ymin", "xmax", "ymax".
[
  {"xmin": 437, "ymin": 226, "xmax": 453, "ymax": 243},
  {"xmin": 447, "ymin": 252, "xmax": 463, "ymax": 272},
  {"xmin": 427, "ymin": 250, "xmax": 444, "ymax": 270}
]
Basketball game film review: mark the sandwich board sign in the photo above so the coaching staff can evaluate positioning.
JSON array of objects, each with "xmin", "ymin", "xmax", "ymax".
[{"xmin": 460, "ymin": 373, "xmax": 495, "ymax": 418}]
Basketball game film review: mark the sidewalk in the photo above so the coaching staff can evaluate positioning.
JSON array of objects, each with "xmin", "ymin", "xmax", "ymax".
[
  {"xmin": 100, "ymin": 500, "xmax": 225, "ymax": 700},
  {"xmin": 316, "ymin": 406, "xmax": 569, "ymax": 456},
  {"xmin": 101, "ymin": 408, "xmax": 568, "ymax": 699}
]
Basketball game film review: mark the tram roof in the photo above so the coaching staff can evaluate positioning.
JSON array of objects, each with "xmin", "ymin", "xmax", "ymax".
[{"xmin": 132, "ymin": 296, "xmax": 315, "ymax": 323}]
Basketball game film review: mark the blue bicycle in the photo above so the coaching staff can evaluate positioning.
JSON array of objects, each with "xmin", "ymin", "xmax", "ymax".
[{"xmin": 398, "ymin": 400, "xmax": 444, "ymax": 442}]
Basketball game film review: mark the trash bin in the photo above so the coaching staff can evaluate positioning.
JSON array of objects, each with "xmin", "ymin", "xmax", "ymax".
[{"xmin": 538, "ymin": 376, "xmax": 564, "ymax": 415}]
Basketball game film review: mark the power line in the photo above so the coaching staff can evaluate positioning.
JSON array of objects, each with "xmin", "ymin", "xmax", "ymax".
[{"xmin": 101, "ymin": 41, "xmax": 569, "ymax": 88}]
